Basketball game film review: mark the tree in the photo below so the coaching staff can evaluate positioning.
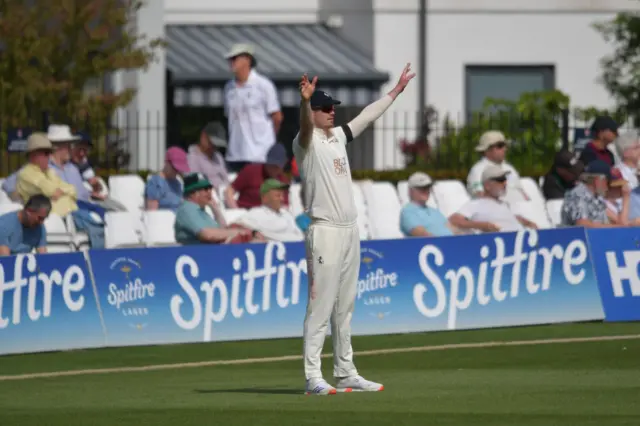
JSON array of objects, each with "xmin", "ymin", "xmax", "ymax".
[
  {"xmin": 0, "ymin": 0, "xmax": 164, "ymax": 141},
  {"xmin": 593, "ymin": 12, "xmax": 640, "ymax": 125}
]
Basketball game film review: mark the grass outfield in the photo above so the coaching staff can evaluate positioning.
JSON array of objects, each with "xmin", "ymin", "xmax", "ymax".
[{"xmin": 1, "ymin": 322, "xmax": 639, "ymax": 426}]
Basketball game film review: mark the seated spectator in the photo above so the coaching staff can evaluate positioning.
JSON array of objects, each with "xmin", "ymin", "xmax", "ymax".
[
  {"xmin": 578, "ymin": 115, "xmax": 618, "ymax": 167},
  {"xmin": 145, "ymin": 147, "xmax": 190, "ymax": 211},
  {"xmin": 561, "ymin": 160, "xmax": 620, "ymax": 228},
  {"xmin": 0, "ymin": 194, "xmax": 51, "ymax": 256},
  {"xmin": 467, "ymin": 130, "xmax": 528, "ymax": 204},
  {"xmin": 187, "ymin": 122, "xmax": 229, "ymax": 191},
  {"xmin": 542, "ymin": 149, "xmax": 585, "ymax": 200},
  {"xmin": 69, "ymin": 131, "xmax": 127, "ymax": 212},
  {"xmin": 174, "ymin": 173, "xmax": 256, "ymax": 245},
  {"xmin": 234, "ymin": 179, "xmax": 304, "ymax": 242},
  {"xmin": 613, "ymin": 130, "xmax": 640, "ymax": 188},
  {"xmin": 399, "ymin": 172, "xmax": 458, "ymax": 237},
  {"xmin": 1, "ymin": 169, "xmax": 22, "ymax": 202},
  {"xmin": 604, "ymin": 167, "xmax": 631, "ymax": 226},
  {"xmin": 450, "ymin": 165, "xmax": 538, "ymax": 233},
  {"xmin": 295, "ymin": 187, "xmax": 311, "ymax": 233},
  {"xmin": 16, "ymin": 133, "xmax": 105, "ymax": 248},
  {"xmin": 225, "ymin": 143, "xmax": 290, "ymax": 209}
]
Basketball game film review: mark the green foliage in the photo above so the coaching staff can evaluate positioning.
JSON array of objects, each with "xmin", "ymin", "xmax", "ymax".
[
  {"xmin": 426, "ymin": 90, "xmax": 569, "ymax": 173},
  {"xmin": 593, "ymin": 12, "xmax": 640, "ymax": 124},
  {"xmin": 0, "ymin": 0, "xmax": 165, "ymax": 145}
]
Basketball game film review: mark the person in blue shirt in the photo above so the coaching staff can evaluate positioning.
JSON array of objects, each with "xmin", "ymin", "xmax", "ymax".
[
  {"xmin": 399, "ymin": 172, "xmax": 458, "ymax": 237},
  {"xmin": 0, "ymin": 194, "xmax": 51, "ymax": 256},
  {"xmin": 145, "ymin": 147, "xmax": 191, "ymax": 211},
  {"xmin": 174, "ymin": 173, "xmax": 254, "ymax": 245}
]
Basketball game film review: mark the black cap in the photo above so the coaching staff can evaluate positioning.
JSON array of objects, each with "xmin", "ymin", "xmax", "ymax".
[
  {"xmin": 590, "ymin": 115, "xmax": 619, "ymax": 136},
  {"xmin": 584, "ymin": 159, "xmax": 613, "ymax": 179},
  {"xmin": 310, "ymin": 90, "xmax": 341, "ymax": 110},
  {"xmin": 554, "ymin": 149, "xmax": 584, "ymax": 175}
]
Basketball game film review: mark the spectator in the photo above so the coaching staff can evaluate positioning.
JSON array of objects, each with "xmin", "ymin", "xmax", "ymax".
[
  {"xmin": 187, "ymin": 122, "xmax": 229, "ymax": 191},
  {"xmin": 604, "ymin": 167, "xmax": 631, "ymax": 226},
  {"xmin": 224, "ymin": 143, "xmax": 290, "ymax": 209},
  {"xmin": 450, "ymin": 165, "xmax": 538, "ymax": 233},
  {"xmin": 561, "ymin": 160, "xmax": 620, "ymax": 228},
  {"xmin": 578, "ymin": 115, "xmax": 618, "ymax": 167},
  {"xmin": 16, "ymin": 133, "xmax": 105, "ymax": 248},
  {"xmin": 174, "ymin": 173, "xmax": 254, "ymax": 245},
  {"xmin": 0, "ymin": 194, "xmax": 51, "ymax": 256},
  {"xmin": 541, "ymin": 149, "xmax": 585, "ymax": 200},
  {"xmin": 223, "ymin": 43, "xmax": 283, "ymax": 172},
  {"xmin": 295, "ymin": 186, "xmax": 311, "ymax": 233},
  {"xmin": 1, "ymin": 169, "xmax": 22, "ymax": 202},
  {"xmin": 399, "ymin": 172, "xmax": 458, "ymax": 237},
  {"xmin": 466, "ymin": 130, "xmax": 528, "ymax": 204},
  {"xmin": 233, "ymin": 179, "xmax": 304, "ymax": 242},
  {"xmin": 613, "ymin": 130, "xmax": 640, "ymax": 189},
  {"xmin": 145, "ymin": 147, "xmax": 190, "ymax": 211}
]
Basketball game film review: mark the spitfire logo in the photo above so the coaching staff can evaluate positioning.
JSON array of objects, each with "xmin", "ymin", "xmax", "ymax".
[
  {"xmin": 358, "ymin": 247, "xmax": 399, "ymax": 319},
  {"xmin": 105, "ymin": 257, "xmax": 156, "ymax": 331}
]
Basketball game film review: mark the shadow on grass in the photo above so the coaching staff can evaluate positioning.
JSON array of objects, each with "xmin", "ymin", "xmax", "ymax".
[{"xmin": 194, "ymin": 388, "xmax": 304, "ymax": 396}]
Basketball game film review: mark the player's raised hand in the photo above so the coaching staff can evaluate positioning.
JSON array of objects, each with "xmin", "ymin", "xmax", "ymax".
[
  {"xmin": 395, "ymin": 63, "xmax": 416, "ymax": 92},
  {"xmin": 300, "ymin": 73, "xmax": 318, "ymax": 100}
]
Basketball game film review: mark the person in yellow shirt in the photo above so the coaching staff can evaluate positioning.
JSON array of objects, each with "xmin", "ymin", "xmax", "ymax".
[
  {"xmin": 17, "ymin": 132, "xmax": 78, "ymax": 217},
  {"xmin": 16, "ymin": 132, "xmax": 105, "ymax": 248}
]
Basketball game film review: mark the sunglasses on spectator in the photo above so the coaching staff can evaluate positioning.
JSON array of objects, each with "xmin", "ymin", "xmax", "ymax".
[
  {"xmin": 491, "ymin": 142, "xmax": 507, "ymax": 149},
  {"xmin": 491, "ymin": 176, "xmax": 508, "ymax": 183},
  {"xmin": 313, "ymin": 106, "xmax": 335, "ymax": 113}
]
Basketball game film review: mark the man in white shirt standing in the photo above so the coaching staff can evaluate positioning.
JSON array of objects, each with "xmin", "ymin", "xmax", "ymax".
[
  {"xmin": 467, "ymin": 130, "xmax": 528, "ymax": 204},
  {"xmin": 293, "ymin": 64, "xmax": 415, "ymax": 396},
  {"xmin": 223, "ymin": 43, "xmax": 283, "ymax": 172}
]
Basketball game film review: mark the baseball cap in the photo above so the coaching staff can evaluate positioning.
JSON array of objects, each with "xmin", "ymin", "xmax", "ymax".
[
  {"xmin": 476, "ymin": 130, "xmax": 509, "ymax": 152},
  {"xmin": 202, "ymin": 121, "xmax": 227, "ymax": 148},
  {"xmin": 310, "ymin": 90, "xmax": 341, "ymax": 110},
  {"xmin": 553, "ymin": 149, "xmax": 584, "ymax": 176},
  {"xmin": 265, "ymin": 143, "xmax": 287, "ymax": 168},
  {"xmin": 183, "ymin": 173, "xmax": 213, "ymax": 196},
  {"xmin": 224, "ymin": 43, "xmax": 255, "ymax": 60},
  {"xmin": 481, "ymin": 164, "xmax": 510, "ymax": 182},
  {"xmin": 166, "ymin": 147, "xmax": 190, "ymax": 174},
  {"xmin": 407, "ymin": 172, "xmax": 433, "ymax": 188},
  {"xmin": 260, "ymin": 178, "xmax": 289, "ymax": 195}
]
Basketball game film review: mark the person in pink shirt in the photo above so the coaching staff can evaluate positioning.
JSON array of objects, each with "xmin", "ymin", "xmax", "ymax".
[{"xmin": 187, "ymin": 122, "xmax": 230, "ymax": 191}]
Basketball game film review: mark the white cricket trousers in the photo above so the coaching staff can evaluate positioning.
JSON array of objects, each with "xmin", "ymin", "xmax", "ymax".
[{"xmin": 303, "ymin": 220, "xmax": 360, "ymax": 380}]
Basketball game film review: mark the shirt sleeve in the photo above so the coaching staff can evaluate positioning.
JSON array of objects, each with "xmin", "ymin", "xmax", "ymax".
[
  {"xmin": 178, "ymin": 204, "xmax": 213, "ymax": 236},
  {"xmin": 144, "ymin": 176, "xmax": 163, "ymax": 201},
  {"xmin": 18, "ymin": 167, "xmax": 60, "ymax": 198},
  {"xmin": 399, "ymin": 207, "xmax": 421, "ymax": 235},
  {"xmin": 262, "ymin": 78, "xmax": 281, "ymax": 114},
  {"xmin": 38, "ymin": 225, "xmax": 47, "ymax": 247},
  {"xmin": 456, "ymin": 200, "xmax": 477, "ymax": 219},
  {"xmin": 2, "ymin": 172, "xmax": 18, "ymax": 194},
  {"xmin": 82, "ymin": 166, "xmax": 95, "ymax": 180},
  {"xmin": 0, "ymin": 215, "xmax": 11, "ymax": 247}
]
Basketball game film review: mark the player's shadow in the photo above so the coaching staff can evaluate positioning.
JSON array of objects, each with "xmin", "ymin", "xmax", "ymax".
[{"xmin": 194, "ymin": 388, "xmax": 303, "ymax": 396}]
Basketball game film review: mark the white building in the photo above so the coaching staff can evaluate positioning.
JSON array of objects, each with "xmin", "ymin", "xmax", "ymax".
[{"xmin": 121, "ymin": 0, "xmax": 640, "ymax": 171}]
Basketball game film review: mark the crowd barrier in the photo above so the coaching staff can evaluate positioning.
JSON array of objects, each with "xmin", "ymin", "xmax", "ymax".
[{"xmin": 0, "ymin": 227, "xmax": 638, "ymax": 356}]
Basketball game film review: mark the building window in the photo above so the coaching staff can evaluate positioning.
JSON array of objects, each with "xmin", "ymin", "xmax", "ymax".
[{"xmin": 465, "ymin": 65, "xmax": 555, "ymax": 117}]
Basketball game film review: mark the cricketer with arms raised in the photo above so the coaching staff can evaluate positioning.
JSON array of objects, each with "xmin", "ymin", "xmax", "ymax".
[{"xmin": 293, "ymin": 64, "xmax": 415, "ymax": 395}]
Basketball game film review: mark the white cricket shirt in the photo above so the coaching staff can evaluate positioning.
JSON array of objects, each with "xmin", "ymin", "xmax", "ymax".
[{"xmin": 293, "ymin": 126, "xmax": 357, "ymax": 225}]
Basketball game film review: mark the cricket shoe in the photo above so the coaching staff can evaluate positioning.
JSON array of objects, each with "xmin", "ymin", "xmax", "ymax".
[
  {"xmin": 335, "ymin": 375, "xmax": 384, "ymax": 392},
  {"xmin": 305, "ymin": 378, "xmax": 337, "ymax": 395}
]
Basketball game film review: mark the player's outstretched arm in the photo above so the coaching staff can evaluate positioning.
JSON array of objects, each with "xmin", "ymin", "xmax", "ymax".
[
  {"xmin": 346, "ymin": 63, "xmax": 416, "ymax": 140},
  {"xmin": 298, "ymin": 74, "xmax": 317, "ymax": 149}
]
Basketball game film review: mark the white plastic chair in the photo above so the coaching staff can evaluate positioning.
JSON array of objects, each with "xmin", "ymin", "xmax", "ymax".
[
  {"xmin": 108, "ymin": 174, "xmax": 145, "ymax": 213},
  {"xmin": 142, "ymin": 210, "xmax": 177, "ymax": 247},
  {"xmin": 431, "ymin": 180, "xmax": 471, "ymax": 218},
  {"xmin": 104, "ymin": 211, "xmax": 143, "ymax": 248},
  {"xmin": 224, "ymin": 208, "xmax": 248, "ymax": 225},
  {"xmin": 44, "ymin": 213, "xmax": 75, "ymax": 252},
  {"xmin": 546, "ymin": 199, "xmax": 564, "ymax": 227},
  {"xmin": 0, "ymin": 202, "xmax": 23, "ymax": 215},
  {"xmin": 360, "ymin": 180, "xmax": 404, "ymax": 240},
  {"xmin": 352, "ymin": 181, "xmax": 371, "ymax": 240}
]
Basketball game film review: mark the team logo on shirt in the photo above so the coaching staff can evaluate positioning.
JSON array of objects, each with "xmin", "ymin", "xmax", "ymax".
[{"xmin": 333, "ymin": 157, "xmax": 348, "ymax": 176}]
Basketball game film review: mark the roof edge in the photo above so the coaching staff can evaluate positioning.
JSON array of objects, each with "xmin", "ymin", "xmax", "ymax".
[{"xmin": 170, "ymin": 72, "xmax": 390, "ymax": 86}]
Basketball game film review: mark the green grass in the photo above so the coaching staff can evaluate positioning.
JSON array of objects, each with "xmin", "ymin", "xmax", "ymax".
[{"xmin": 1, "ymin": 321, "xmax": 639, "ymax": 426}]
